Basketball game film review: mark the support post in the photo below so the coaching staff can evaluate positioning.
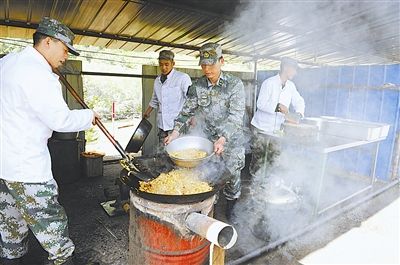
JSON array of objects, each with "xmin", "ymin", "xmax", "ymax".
[
  {"xmin": 252, "ymin": 59, "xmax": 258, "ymax": 117},
  {"xmin": 211, "ymin": 244, "xmax": 225, "ymax": 265}
]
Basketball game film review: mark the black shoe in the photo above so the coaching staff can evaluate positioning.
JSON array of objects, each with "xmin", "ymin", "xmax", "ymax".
[
  {"xmin": 0, "ymin": 257, "xmax": 22, "ymax": 265},
  {"xmin": 225, "ymin": 198, "xmax": 237, "ymax": 221},
  {"xmin": 45, "ymin": 257, "xmax": 74, "ymax": 265}
]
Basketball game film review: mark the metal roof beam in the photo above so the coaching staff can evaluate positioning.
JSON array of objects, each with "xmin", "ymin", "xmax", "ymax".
[
  {"xmin": 0, "ymin": 19, "xmax": 321, "ymax": 66},
  {"xmin": 0, "ymin": 19, "xmax": 257, "ymax": 58}
]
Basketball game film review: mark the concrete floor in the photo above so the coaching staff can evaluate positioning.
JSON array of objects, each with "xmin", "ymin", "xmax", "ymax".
[
  {"xmin": 300, "ymin": 197, "xmax": 399, "ymax": 265},
  {"xmin": 243, "ymin": 185, "xmax": 399, "ymax": 265},
  {"xmin": 20, "ymin": 161, "xmax": 399, "ymax": 265}
]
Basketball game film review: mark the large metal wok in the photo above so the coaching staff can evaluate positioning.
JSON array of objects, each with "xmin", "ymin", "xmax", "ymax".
[
  {"xmin": 125, "ymin": 118, "xmax": 152, "ymax": 153},
  {"xmin": 121, "ymin": 169, "xmax": 223, "ymax": 204},
  {"xmin": 119, "ymin": 155, "xmax": 227, "ymax": 204}
]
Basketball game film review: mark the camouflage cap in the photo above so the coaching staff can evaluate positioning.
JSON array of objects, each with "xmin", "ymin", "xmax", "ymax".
[
  {"xmin": 158, "ymin": 50, "xmax": 174, "ymax": 61},
  {"xmin": 36, "ymin": 17, "xmax": 79, "ymax": 56},
  {"xmin": 198, "ymin": 43, "xmax": 222, "ymax": 65}
]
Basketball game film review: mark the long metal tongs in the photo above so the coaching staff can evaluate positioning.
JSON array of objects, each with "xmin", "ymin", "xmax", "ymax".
[{"xmin": 54, "ymin": 68, "xmax": 155, "ymax": 181}]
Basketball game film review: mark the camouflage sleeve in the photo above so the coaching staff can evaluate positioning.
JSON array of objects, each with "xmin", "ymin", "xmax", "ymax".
[
  {"xmin": 216, "ymin": 79, "xmax": 245, "ymax": 141},
  {"xmin": 173, "ymin": 85, "xmax": 198, "ymax": 133}
]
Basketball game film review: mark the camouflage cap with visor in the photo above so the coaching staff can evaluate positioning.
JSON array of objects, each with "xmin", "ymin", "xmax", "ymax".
[
  {"xmin": 36, "ymin": 17, "xmax": 79, "ymax": 56},
  {"xmin": 158, "ymin": 50, "xmax": 174, "ymax": 61},
  {"xmin": 198, "ymin": 43, "xmax": 222, "ymax": 65}
]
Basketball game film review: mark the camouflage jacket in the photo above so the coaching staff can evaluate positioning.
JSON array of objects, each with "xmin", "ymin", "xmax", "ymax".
[{"xmin": 174, "ymin": 72, "xmax": 245, "ymax": 145}]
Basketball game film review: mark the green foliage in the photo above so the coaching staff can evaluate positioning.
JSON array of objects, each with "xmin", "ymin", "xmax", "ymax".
[
  {"xmin": 84, "ymin": 96, "xmax": 100, "ymax": 144},
  {"xmin": 85, "ymin": 127, "xmax": 99, "ymax": 144},
  {"xmin": 83, "ymin": 75, "xmax": 142, "ymax": 120}
]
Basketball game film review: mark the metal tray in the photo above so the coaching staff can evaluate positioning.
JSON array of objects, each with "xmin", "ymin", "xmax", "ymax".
[{"xmin": 320, "ymin": 116, "xmax": 390, "ymax": 141}]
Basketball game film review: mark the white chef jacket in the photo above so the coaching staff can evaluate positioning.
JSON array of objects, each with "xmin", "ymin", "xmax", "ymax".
[
  {"xmin": 149, "ymin": 69, "xmax": 191, "ymax": 131},
  {"xmin": 0, "ymin": 46, "xmax": 94, "ymax": 183},
  {"xmin": 251, "ymin": 74, "xmax": 305, "ymax": 133}
]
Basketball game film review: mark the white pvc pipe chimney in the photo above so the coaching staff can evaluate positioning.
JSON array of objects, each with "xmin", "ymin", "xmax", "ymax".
[{"xmin": 185, "ymin": 212, "xmax": 238, "ymax": 249}]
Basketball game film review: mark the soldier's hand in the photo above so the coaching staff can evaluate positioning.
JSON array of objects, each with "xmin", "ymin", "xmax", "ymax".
[
  {"xmin": 277, "ymin": 103, "xmax": 289, "ymax": 114},
  {"xmin": 285, "ymin": 112, "xmax": 302, "ymax": 124},
  {"xmin": 189, "ymin": 117, "xmax": 196, "ymax": 128},
  {"xmin": 164, "ymin": 130, "xmax": 179, "ymax": 145},
  {"xmin": 92, "ymin": 111, "xmax": 100, "ymax": 125},
  {"xmin": 214, "ymin": 136, "xmax": 226, "ymax": 155}
]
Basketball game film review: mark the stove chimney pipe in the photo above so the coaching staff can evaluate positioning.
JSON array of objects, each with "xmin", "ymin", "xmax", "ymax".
[{"xmin": 185, "ymin": 212, "xmax": 238, "ymax": 249}]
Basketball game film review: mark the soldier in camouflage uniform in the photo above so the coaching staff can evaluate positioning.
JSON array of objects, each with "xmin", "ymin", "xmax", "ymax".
[
  {"xmin": 0, "ymin": 17, "xmax": 96, "ymax": 265},
  {"xmin": 165, "ymin": 43, "xmax": 246, "ymax": 219}
]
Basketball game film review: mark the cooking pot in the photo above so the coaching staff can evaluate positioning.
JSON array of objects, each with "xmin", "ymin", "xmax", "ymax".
[
  {"xmin": 264, "ymin": 182, "xmax": 301, "ymax": 211},
  {"xmin": 252, "ymin": 179, "xmax": 302, "ymax": 241},
  {"xmin": 51, "ymin": 131, "xmax": 78, "ymax": 140}
]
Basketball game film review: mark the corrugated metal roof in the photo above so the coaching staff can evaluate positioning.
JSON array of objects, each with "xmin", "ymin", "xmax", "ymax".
[{"xmin": 0, "ymin": 0, "xmax": 399, "ymax": 67}]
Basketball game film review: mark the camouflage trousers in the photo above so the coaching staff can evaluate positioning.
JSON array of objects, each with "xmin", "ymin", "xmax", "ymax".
[
  {"xmin": 249, "ymin": 127, "xmax": 280, "ymax": 178},
  {"xmin": 0, "ymin": 178, "xmax": 74, "ymax": 264},
  {"xmin": 222, "ymin": 147, "xmax": 245, "ymax": 200}
]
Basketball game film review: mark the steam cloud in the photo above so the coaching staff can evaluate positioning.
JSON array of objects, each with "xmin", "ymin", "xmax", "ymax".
[
  {"xmin": 224, "ymin": 1, "xmax": 398, "ymax": 66},
  {"xmin": 220, "ymin": 0, "xmax": 397, "ymax": 261}
]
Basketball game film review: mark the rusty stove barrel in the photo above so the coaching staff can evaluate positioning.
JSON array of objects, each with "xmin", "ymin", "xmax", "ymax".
[{"xmin": 129, "ymin": 192, "xmax": 215, "ymax": 265}]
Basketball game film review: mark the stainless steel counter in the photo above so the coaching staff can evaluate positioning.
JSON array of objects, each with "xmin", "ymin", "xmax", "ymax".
[{"xmin": 257, "ymin": 116, "xmax": 390, "ymax": 217}]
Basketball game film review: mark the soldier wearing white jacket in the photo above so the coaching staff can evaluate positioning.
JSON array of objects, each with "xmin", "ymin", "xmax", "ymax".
[
  {"xmin": 0, "ymin": 18, "xmax": 97, "ymax": 265},
  {"xmin": 143, "ymin": 50, "xmax": 191, "ymax": 145},
  {"xmin": 250, "ymin": 57, "xmax": 305, "ymax": 177}
]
